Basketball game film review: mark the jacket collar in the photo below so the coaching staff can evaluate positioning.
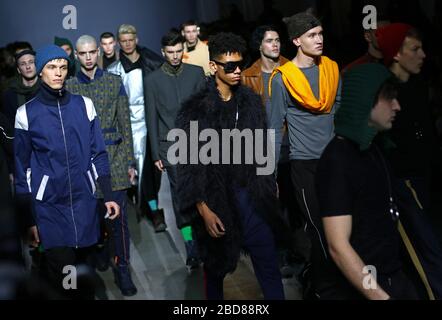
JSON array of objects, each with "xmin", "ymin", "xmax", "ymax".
[
  {"xmin": 36, "ymin": 81, "xmax": 71, "ymax": 106},
  {"xmin": 161, "ymin": 62, "xmax": 184, "ymax": 76},
  {"xmin": 242, "ymin": 59, "xmax": 262, "ymax": 77},
  {"xmin": 119, "ymin": 47, "xmax": 143, "ymax": 73},
  {"xmin": 243, "ymin": 56, "xmax": 290, "ymax": 77},
  {"xmin": 76, "ymin": 68, "xmax": 104, "ymax": 84},
  {"xmin": 9, "ymin": 76, "xmax": 40, "ymax": 95},
  {"xmin": 184, "ymin": 39, "xmax": 203, "ymax": 52}
]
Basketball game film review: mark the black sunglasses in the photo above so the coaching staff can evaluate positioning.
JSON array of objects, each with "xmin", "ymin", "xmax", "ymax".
[{"xmin": 213, "ymin": 60, "xmax": 245, "ymax": 73}]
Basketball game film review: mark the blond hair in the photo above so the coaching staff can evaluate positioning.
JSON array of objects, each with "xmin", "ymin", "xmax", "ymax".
[
  {"xmin": 118, "ymin": 24, "xmax": 137, "ymax": 37},
  {"xmin": 76, "ymin": 35, "xmax": 97, "ymax": 49}
]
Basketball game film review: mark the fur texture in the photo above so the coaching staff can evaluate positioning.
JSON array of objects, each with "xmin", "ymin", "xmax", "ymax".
[{"xmin": 175, "ymin": 78, "xmax": 288, "ymax": 277}]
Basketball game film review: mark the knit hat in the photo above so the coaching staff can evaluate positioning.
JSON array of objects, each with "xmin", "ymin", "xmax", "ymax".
[
  {"xmin": 376, "ymin": 23, "xmax": 413, "ymax": 66},
  {"xmin": 15, "ymin": 49, "xmax": 36, "ymax": 64},
  {"xmin": 283, "ymin": 12, "xmax": 321, "ymax": 40},
  {"xmin": 35, "ymin": 44, "xmax": 69, "ymax": 74},
  {"xmin": 335, "ymin": 63, "xmax": 395, "ymax": 151}
]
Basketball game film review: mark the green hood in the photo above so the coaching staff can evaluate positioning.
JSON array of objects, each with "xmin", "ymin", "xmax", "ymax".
[
  {"xmin": 54, "ymin": 36, "xmax": 77, "ymax": 76},
  {"xmin": 54, "ymin": 37, "xmax": 73, "ymax": 52},
  {"xmin": 335, "ymin": 63, "xmax": 394, "ymax": 151}
]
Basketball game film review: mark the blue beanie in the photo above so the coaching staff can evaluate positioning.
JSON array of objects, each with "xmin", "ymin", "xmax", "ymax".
[{"xmin": 36, "ymin": 44, "xmax": 70, "ymax": 74}]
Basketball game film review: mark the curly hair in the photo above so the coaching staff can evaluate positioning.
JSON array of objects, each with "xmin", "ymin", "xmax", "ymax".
[
  {"xmin": 208, "ymin": 32, "xmax": 247, "ymax": 61},
  {"xmin": 250, "ymin": 25, "xmax": 279, "ymax": 53}
]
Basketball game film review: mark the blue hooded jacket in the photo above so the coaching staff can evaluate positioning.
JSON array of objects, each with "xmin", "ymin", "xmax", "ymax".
[{"xmin": 14, "ymin": 81, "xmax": 111, "ymax": 249}]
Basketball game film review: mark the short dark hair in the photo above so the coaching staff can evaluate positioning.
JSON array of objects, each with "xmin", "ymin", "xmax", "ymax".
[
  {"xmin": 400, "ymin": 27, "xmax": 422, "ymax": 50},
  {"xmin": 161, "ymin": 30, "xmax": 184, "ymax": 48},
  {"xmin": 250, "ymin": 25, "xmax": 279, "ymax": 53},
  {"xmin": 375, "ymin": 78, "xmax": 398, "ymax": 105},
  {"xmin": 208, "ymin": 32, "xmax": 247, "ymax": 61},
  {"xmin": 181, "ymin": 20, "xmax": 199, "ymax": 31},
  {"xmin": 100, "ymin": 32, "xmax": 115, "ymax": 41}
]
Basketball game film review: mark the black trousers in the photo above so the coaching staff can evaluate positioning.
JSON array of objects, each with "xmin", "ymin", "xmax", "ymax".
[
  {"xmin": 44, "ymin": 246, "xmax": 96, "ymax": 300},
  {"xmin": 395, "ymin": 177, "xmax": 442, "ymax": 299},
  {"xmin": 140, "ymin": 137, "xmax": 162, "ymax": 214},
  {"xmin": 164, "ymin": 164, "xmax": 186, "ymax": 229},
  {"xmin": 204, "ymin": 187, "xmax": 284, "ymax": 300},
  {"xmin": 290, "ymin": 160, "xmax": 330, "ymax": 293}
]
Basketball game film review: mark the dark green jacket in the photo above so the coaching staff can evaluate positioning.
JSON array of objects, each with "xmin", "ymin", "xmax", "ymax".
[
  {"xmin": 145, "ymin": 63, "xmax": 206, "ymax": 164},
  {"xmin": 66, "ymin": 68, "xmax": 134, "ymax": 193}
]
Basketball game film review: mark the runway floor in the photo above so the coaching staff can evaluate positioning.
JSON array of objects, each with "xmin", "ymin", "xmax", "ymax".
[{"xmin": 95, "ymin": 173, "xmax": 303, "ymax": 300}]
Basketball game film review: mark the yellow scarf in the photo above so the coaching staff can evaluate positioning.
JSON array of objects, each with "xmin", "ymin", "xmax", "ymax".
[{"xmin": 269, "ymin": 56, "xmax": 339, "ymax": 114}]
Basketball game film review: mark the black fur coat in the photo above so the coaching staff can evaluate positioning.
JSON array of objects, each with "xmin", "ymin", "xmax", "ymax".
[{"xmin": 175, "ymin": 78, "xmax": 287, "ymax": 277}]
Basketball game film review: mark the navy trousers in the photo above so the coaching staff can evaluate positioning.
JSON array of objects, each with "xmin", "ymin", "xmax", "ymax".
[
  {"xmin": 204, "ymin": 187, "xmax": 285, "ymax": 300},
  {"xmin": 97, "ymin": 190, "xmax": 131, "ymax": 266}
]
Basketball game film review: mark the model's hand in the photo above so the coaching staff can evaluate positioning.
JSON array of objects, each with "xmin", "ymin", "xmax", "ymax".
[
  {"xmin": 197, "ymin": 202, "xmax": 225, "ymax": 238},
  {"xmin": 154, "ymin": 160, "xmax": 164, "ymax": 172},
  {"xmin": 104, "ymin": 201, "xmax": 120, "ymax": 220},
  {"xmin": 28, "ymin": 225, "xmax": 40, "ymax": 248},
  {"xmin": 276, "ymin": 182, "xmax": 279, "ymax": 199},
  {"xmin": 128, "ymin": 167, "xmax": 136, "ymax": 182}
]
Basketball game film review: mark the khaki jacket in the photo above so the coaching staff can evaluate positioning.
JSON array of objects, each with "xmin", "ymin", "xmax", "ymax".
[{"xmin": 183, "ymin": 40, "xmax": 211, "ymax": 76}]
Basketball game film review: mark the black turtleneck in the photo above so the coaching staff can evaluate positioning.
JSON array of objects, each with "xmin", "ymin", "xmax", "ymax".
[
  {"xmin": 102, "ymin": 53, "xmax": 117, "ymax": 70},
  {"xmin": 37, "ymin": 81, "xmax": 71, "ymax": 106}
]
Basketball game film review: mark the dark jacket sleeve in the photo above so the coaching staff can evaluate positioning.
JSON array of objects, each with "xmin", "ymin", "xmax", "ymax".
[
  {"xmin": 174, "ymin": 98, "xmax": 208, "ymax": 220},
  {"xmin": 14, "ymin": 108, "xmax": 32, "ymax": 197},
  {"xmin": 145, "ymin": 76, "xmax": 161, "ymax": 162},
  {"xmin": 13, "ymin": 106, "xmax": 36, "ymax": 228},
  {"xmin": 196, "ymin": 67, "xmax": 207, "ymax": 93},
  {"xmin": 140, "ymin": 47, "xmax": 164, "ymax": 73},
  {"xmin": 0, "ymin": 112, "xmax": 13, "ymax": 158}
]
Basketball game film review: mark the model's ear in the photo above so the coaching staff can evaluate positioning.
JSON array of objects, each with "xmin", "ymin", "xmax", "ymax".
[
  {"xmin": 136, "ymin": 37, "xmax": 139, "ymax": 45},
  {"xmin": 393, "ymin": 51, "xmax": 401, "ymax": 63},
  {"xmin": 74, "ymin": 50, "xmax": 78, "ymax": 60},
  {"xmin": 293, "ymin": 37, "xmax": 301, "ymax": 47},
  {"xmin": 209, "ymin": 60, "xmax": 217, "ymax": 74},
  {"xmin": 181, "ymin": 30, "xmax": 185, "ymax": 37},
  {"xmin": 364, "ymin": 31, "xmax": 372, "ymax": 43},
  {"xmin": 161, "ymin": 49, "xmax": 165, "ymax": 58},
  {"xmin": 197, "ymin": 27, "xmax": 200, "ymax": 35}
]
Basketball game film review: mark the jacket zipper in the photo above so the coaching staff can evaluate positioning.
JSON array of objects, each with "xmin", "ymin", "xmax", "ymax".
[
  {"xmin": 57, "ymin": 99, "xmax": 79, "ymax": 248},
  {"xmin": 174, "ymin": 75, "xmax": 182, "ymax": 104}
]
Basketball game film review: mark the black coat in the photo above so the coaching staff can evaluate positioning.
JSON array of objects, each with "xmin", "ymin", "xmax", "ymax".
[
  {"xmin": 119, "ymin": 46, "xmax": 164, "ymax": 76},
  {"xmin": 0, "ymin": 112, "xmax": 13, "ymax": 202},
  {"xmin": 145, "ymin": 63, "xmax": 206, "ymax": 164},
  {"xmin": 0, "ymin": 111, "xmax": 20, "ymax": 262},
  {"xmin": 175, "ymin": 79, "xmax": 287, "ymax": 276}
]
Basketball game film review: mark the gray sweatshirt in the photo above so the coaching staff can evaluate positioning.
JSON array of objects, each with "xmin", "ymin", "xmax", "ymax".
[{"xmin": 269, "ymin": 63, "xmax": 341, "ymax": 163}]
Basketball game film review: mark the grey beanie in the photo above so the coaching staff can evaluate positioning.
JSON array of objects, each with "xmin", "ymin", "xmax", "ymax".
[{"xmin": 283, "ymin": 12, "xmax": 321, "ymax": 39}]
